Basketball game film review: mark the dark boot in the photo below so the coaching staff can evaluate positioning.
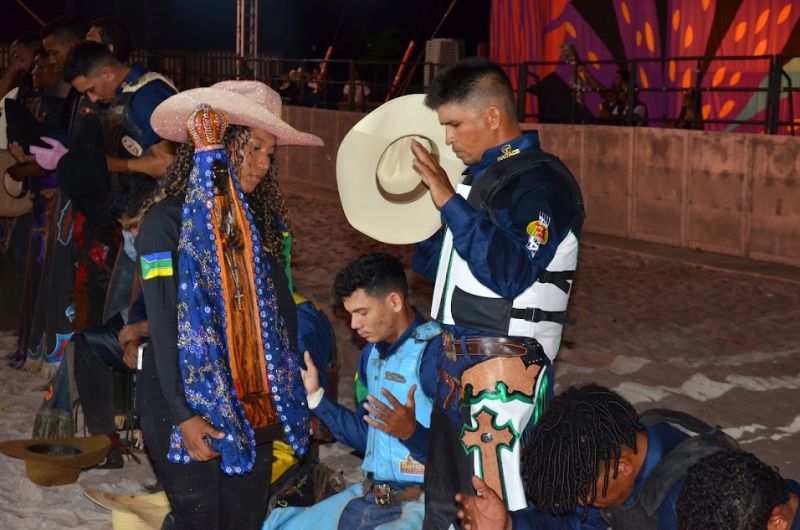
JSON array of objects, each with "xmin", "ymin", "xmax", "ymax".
[
  {"xmin": 93, "ymin": 445, "xmax": 124, "ymax": 469},
  {"xmin": 91, "ymin": 433, "xmax": 125, "ymax": 469}
]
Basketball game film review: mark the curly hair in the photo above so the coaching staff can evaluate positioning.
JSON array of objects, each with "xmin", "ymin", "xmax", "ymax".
[
  {"xmin": 144, "ymin": 125, "xmax": 292, "ymax": 259},
  {"xmin": 522, "ymin": 384, "xmax": 643, "ymax": 517},
  {"xmin": 332, "ymin": 253, "xmax": 408, "ymax": 302},
  {"xmin": 224, "ymin": 125, "xmax": 292, "ymax": 259},
  {"xmin": 676, "ymin": 450, "xmax": 790, "ymax": 530}
]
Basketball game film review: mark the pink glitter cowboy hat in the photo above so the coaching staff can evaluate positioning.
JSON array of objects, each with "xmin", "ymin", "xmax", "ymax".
[{"xmin": 150, "ymin": 80, "xmax": 324, "ymax": 147}]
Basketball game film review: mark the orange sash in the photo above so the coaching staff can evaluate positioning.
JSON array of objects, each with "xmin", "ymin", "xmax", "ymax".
[{"xmin": 212, "ymin": 183, "xmax": 277, "ymax": 429}]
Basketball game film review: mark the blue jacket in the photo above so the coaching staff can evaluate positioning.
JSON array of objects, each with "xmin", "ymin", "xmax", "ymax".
[
  {"xmin": 509, "ymin": 423, "xmax": 688, "ymax": 530},
  {"xmin": 297, "ymin": 300, "xmax": 335, "ymax": 390},
  {"xmin": 311, "ymin": 311, "xmax": 441, "ymax": 465},
  {"xmin": 413, "ymin": 131, "xmax": 581, "ymax": 340}
]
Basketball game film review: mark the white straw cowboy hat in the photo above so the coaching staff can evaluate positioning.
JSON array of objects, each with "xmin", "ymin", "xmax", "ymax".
[
  {"xmin": 84, "ymin": 489, "xmax": 170, "ymax": 529},
  {"xmin": 336, "ymin": 94, "xmax": 465, "ymax": 244},
  {"xmin": 151, "ymin": 80, "xmax": 324, "ymax": 147}
]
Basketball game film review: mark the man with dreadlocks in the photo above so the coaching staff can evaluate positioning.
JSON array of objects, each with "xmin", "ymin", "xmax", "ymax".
[
  {"xmin": 455, "ymin": 384, "xmax": 738, "ymax": 530},
  {"xmin": 137, "ymin": 81, "xmax": 323, "ymax": 529}
]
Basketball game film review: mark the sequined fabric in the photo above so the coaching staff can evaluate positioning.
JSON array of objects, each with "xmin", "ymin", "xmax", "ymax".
[{"xmin": 168, "ymin": 146, "xmax": 310, "ymax": 475}]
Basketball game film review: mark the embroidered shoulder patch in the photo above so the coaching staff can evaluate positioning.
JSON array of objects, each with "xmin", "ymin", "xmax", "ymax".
[
  {"xmin": 122, "ymin": 135, "xmax": 144, "ymax": 157},
  {"xmin": 525, "ymin": 213, "xmax": 551, "ymax": 256},
  {"xmin": 140, "ymin": 252, "xmax": 173, "ymax": 279}
]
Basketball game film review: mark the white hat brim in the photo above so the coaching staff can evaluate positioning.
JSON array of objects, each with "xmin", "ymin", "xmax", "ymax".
[
  {"xmin": 151, "ymin": 87, "xmax": 324, "ymax": 147},
  {"xmin": 336, "ymin": 94, "xmax": 466, "ymax": 244}
]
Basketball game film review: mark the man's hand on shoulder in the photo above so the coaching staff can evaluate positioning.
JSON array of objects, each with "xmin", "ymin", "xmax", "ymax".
[{"xmin": 363, "ymin": 385, "xmax": 417, "ymax": 440}]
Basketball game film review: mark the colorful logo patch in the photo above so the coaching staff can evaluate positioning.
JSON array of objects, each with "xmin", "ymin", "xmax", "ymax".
[
  {"xmin": 140, "ymin": 252, "xmax": 173, "ymax": 280},
  {"xmin": 526, "ymin": 213, "xmax": 551, "ymax": 256},
  {"xmin": 399, "ymin": 455, "xmax": 425, "ymax": 476}
]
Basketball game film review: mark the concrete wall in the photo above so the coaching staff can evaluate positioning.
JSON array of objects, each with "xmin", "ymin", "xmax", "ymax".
[
  {"xmin": 278, "ymin": 105, "xmax": 800, "ymax": 267},
  {"xmin": 276, "ymin": 106, "xmax": 365, "ymax": 198}
]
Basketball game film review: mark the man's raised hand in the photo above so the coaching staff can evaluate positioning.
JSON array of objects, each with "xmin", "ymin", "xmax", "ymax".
[
  {"xmin": 301, "ymin": 350, "xmax": 320, "ymax": 395},
  {"xmin": 411, "ymin": 139, "xmax": 455, "ymax": 209}
]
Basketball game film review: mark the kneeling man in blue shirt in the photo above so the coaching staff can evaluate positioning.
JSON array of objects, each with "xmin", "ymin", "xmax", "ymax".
[{"xmin": 264, "ymin": 253, "xmax": 441, "ymax": 530}]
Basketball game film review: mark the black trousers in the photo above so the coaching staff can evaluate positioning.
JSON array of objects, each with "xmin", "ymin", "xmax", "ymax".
[
  {"xmin": 10, "ymin": 212, "xmax": 31, "ymax": 291},
  {"xmin": 72, "ymin": 317, "xmax": 129, "ymax": 434},
  {"xmin": 139, "ymin": 344, "xmax": 273, "ymax": 530}
]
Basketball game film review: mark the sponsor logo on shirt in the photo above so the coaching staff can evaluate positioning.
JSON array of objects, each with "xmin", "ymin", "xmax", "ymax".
[
  {"xmin": 497, "ymin": 144, "xmax": 521, "ymax": 162},
  {"xmin": 385, "ymin": 371, "xmax": 407, "ymax": 383},
  {"xmin": 399, "ymin": 455, "xmax": 425, "ymax": 476},
  {"xmin": 525, "ymin": 213, "xmax": 551, "ymax": 256}
]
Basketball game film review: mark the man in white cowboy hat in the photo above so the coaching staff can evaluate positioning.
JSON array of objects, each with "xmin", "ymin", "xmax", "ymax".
[
  {"xmin": 138, "ymin": 80, "xmax": 321, "ymax": 530},
  {"xmin": 405, "ymin": 58, "xmax": 586, "ymax": 529}
]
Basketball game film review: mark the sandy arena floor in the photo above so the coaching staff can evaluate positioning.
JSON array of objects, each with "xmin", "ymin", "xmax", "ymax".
[{"xmin": 0, "ymin": 192, "xmax": 798, "ymax": 529}]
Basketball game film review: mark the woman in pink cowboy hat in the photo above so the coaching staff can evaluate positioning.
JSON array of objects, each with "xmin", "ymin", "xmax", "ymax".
[{"xmin": 137, "ymin": 81, "xmax": 322, "ymax": 529}]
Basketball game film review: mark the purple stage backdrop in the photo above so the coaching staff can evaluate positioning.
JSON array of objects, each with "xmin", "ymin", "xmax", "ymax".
[{"xmin": 491, "ymin": 0, "xmax": 800, "ymax": 133}]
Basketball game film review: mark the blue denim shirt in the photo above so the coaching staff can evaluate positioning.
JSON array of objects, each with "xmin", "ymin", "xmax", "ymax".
[{"xmin": 312, "ymin": 310, "xmax": 441, "ymax": 464}]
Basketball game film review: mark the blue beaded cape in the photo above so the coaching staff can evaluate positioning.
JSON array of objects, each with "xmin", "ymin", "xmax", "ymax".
[{"xmin": 167, "ymin": 135, "xmax": 309, "ymax": 475}]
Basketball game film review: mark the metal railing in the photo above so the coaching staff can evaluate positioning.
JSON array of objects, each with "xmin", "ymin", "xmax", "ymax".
[
  {"xmin": 510, "ymin": 54, "xmax": 800, "ymax": 135},
  {"xmin": 2, "ymin": 46, "xmax": 799, "ymax": 134},
  {"xmin": 128, "ymin": 52, "xmax": 460, "ymax": 113}
]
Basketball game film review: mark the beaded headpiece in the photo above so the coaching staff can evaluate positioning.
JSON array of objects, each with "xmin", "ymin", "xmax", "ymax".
[{"xmin": 187, "ymin": 104, "xmax": 228, "ymax": 151}]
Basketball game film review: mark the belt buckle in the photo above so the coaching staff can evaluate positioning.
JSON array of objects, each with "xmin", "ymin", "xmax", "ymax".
[{"xmin": 373, "ymin": 483, "xmax": 393, "ymax": 507}]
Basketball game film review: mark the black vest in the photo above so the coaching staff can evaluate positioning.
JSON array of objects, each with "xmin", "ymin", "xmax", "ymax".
[
  {"xmin": 465, "ymin": 148, "xmax": 585, "ymax": 239},
  {"xmin": 99, "ymin": 71, "xmax": 173, "ymax": 190},
  {"xmin": 601, "ymin": 409, "xmax": 740, "ymax": 529}
]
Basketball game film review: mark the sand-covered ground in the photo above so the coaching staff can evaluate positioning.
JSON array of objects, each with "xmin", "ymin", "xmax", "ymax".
[{"xmin": 1, "ymin": 192, "xmax": 799, "ymax": 528}]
